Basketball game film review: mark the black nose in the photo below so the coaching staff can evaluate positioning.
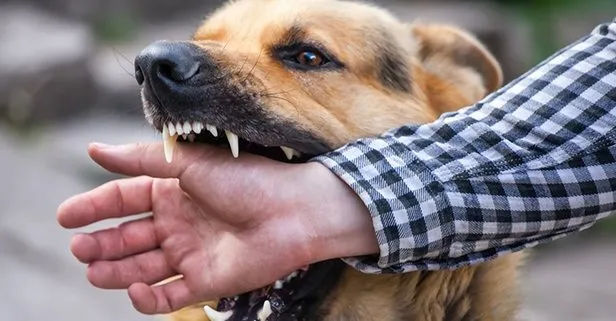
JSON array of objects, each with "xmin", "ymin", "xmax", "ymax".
[{"xmin": 134, "ymin": 41, "xmax": 201, "ymax": 86}]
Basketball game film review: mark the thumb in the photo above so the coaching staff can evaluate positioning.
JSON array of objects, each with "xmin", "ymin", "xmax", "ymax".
[{"xmin": 88, "ymin": 142, "xmax": 219, "ymax": 179}]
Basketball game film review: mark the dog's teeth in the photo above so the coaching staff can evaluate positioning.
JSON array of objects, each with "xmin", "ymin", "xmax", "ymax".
[
  {"xmin": 168, "ymin": 122, "xmax": 176, "ymax": 136},
  {"xmin": 188, "ymin": 134, "xmax": 196, "ymax": 142},
  {"xmin": 182, "ymin": 134, "xmax": 188, "ymax": 140},
  {"xmin": 176, "ymin": 122, "xmax": 184, "ymax": 135},
  {"xmin": 225, "ymin": 131, "xmax": 239, "ymax": 158},
  {"xmin": 183, "ymin": 121, "xmax": 192, "ymax": 134},
  {"xmin": 206, "ymin": 124, "xmax": 218, "ymax": 137},
  {"xmin": 192, "ymin": 122, "xmax": 203, "ymax": 134},
  {"xmin": 274, "ymin": 280, "xmax": 284, "ymax": 289},
  {"xmin": 257, "ymin": 300, "xmax": 272, "ymax": 321},
  {"xmin": 281, "ymin": 146, "xmax": 295, "ymax": 160},
  {"xmin": 285, "ymin": 271, "xmax": 298, "ymax": 282},
  {"xmin": 203, "ymin": 306, "xmax": 232, "ymax": 321},
  {"xmin": 162, "ymin": 125, "xmax": 178, "ymax": 163}
]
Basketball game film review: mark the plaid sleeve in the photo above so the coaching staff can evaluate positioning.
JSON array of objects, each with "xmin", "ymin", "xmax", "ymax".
[{"xmin": 312, "ymin": 19, "xmax": 616, "ymax": 274}]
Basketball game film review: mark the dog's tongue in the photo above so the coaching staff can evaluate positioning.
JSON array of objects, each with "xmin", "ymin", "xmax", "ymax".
[{"xmin": 203, "ymin": 260, "xmax": 347, "ymax": 321}]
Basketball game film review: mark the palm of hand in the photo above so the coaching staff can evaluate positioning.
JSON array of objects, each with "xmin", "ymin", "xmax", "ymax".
[
  {"xmin": 151, "ymin": 177, "xmax": 305, "ymax": 303},
  {"xmin": 59, "ymin": 144, "xmax": 311, "ymax": 314}
]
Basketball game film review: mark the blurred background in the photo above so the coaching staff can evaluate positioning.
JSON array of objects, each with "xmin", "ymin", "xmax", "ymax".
[{"xmin": 0, "ymin": 0, "xmax": 614, "ymax": 320}]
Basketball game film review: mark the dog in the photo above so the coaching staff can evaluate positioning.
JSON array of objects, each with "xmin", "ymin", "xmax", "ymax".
[{"xmin": 133, "ymin": 0, "xmax": 526, "ymax": 320}]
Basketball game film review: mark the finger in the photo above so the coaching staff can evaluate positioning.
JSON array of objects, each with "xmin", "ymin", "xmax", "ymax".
[
  {"xmin": 87, "ymin": 249, "xmax": 175, "ymax": 289},
  {"xmin": 128, "ymin": 279, "xmax": 198, "ymax": 315},
  {"xmin": 70, "ymin": 216, "xmax": 157, "ymax": 263},
  {"xmin": 87, "ymin": 142, "xmax": 219, "ymax": 179},
  {"xmin": 57, "ymin": 176, "xmax": 154, "ymax": 229}
]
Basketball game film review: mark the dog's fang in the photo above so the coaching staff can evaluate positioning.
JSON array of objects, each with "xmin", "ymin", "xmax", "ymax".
[
  {"xmin": 207, "ymin": 124, "xmax": 218, "ymax": 137},
  {"xmin": 203, "ymin": 306, "xmax": 233, "ymax": 321},
  {"xmin": 257, "ymin": 300, "xmax": 272, "ymax": 321},
  {"xmin": 162, "ymin": 125, "xmax": 178, "ymax": 163},
  {"xmin": 281, "ymin": 147, "xmax": 295, "ymax": 160},
  {"xmin": 225, "ymin": 131, "xmax": 239, "ymax": 158},
  {"xmin": 183, "ymin": 121, "xmax": 192, "ymax": 135}
]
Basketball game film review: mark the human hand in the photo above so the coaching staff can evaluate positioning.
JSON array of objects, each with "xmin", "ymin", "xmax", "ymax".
[{"xmin": 57, "ymin": 142, "xmax": 377, "ymax": 315}]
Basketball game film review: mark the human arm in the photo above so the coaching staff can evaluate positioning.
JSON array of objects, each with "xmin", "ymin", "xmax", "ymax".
[
  {"xmin": 313, "ymin": 19, "xmax": 616, "ymax": 273},
  {"xmin": 56, "ymin": 144, "xmax": 379, "ymax": 314}
]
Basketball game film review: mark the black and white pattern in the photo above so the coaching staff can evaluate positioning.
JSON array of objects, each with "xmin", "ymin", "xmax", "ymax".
[{"xmin": 313, "ymin": 19, "xmax": 616, "ymax": 274}]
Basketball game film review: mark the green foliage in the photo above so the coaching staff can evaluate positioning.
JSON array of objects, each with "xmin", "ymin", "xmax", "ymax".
[
  {"xmin": 92, "ymin": 12, "xmax": 140, "ymax": 43},
  {"xmin": 495, "ymin": 0, "xmax": 616, "ymax": 64}
]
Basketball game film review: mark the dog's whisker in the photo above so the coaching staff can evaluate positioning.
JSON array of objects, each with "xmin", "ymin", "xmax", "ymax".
[
  {"xmin": 262, "ymin": 88, "xmax": 300, "ymax": 96},
  {"xmin": 262, "ymin": 92, "xmax": 301, "ymax": 118},
  {"xmin": 218, "ymin": 33, "xmax": 234, "ymax": 55},
  {"xmin": 113, "ymin": 47, "xmax": 134, "ymax": 66},
  {"xmin": 109, "ymin": 45, "xmax": 136, "ymax": 79},
  {"xmin": 240, "ymin": 48, "xmax": 264, "ymax": 85},
  {"xmin": 235, "ymin": 55, "xmax": 250, "ymax": 77}
]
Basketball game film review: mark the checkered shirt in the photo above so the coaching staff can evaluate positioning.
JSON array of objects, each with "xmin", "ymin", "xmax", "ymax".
[{"xmin": 313, "ymin": 19, "xmax": 616, "ymax": 274}]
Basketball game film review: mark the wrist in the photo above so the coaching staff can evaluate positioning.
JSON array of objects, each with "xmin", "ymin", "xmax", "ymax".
[{"xmin": 294, "ymin": 162, "xmax": 379, "ymax": 265}]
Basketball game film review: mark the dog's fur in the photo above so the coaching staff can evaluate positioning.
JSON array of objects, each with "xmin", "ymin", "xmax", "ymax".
[{"xmin": 144, "ymin": 0, "xmax": 526, "ymax": 320}]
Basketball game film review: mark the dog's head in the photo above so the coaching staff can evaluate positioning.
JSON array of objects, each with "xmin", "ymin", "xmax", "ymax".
[{"xmin": 134, "ymin": 0, "xmax": 502, "ymax": 320}]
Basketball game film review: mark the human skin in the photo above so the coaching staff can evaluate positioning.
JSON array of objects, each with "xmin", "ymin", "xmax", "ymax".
[{"xmin": 56, "ymin": 142, "xmax": 378, "ymax": 315}]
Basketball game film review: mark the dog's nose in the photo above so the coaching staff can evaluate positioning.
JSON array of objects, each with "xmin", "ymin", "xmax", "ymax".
[{"xmin": 134, "ymin": 41, "xmax": 201, "ymax": 86}]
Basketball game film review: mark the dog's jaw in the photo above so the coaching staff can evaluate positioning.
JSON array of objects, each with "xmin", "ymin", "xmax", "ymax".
[
  {"xmin": 138, "ymin": 97, "xmax": 346, "ymax": 320},
  {"xmin": 206, "ymin": 260, "xmax": 347, "ymax": 321},
  {"xmin": 140, "ymin": 97, "xmax": 331, "ymax": 165},
  {"xmin": 155, "ymin": 117, "xmax": 316, "ymax": 164}
]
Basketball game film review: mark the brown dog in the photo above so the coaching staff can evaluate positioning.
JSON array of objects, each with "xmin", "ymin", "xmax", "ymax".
[{"xmin": 134, "ymin": 0, "xmax": 526, "ymax": 320}]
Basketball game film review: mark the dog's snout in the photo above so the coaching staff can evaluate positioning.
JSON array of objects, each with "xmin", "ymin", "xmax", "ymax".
[{"xmin": 134, "ymin": 41, "xmax": 202, "ymax": 86}]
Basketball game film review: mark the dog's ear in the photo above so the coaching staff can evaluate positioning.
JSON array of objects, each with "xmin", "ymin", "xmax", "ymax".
[{"xmin": 410, "ymin": 24, "xmax": 503, "ymax": 110}]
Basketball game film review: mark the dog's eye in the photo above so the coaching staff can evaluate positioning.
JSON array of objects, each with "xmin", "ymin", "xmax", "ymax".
[
  {"xmin": 275, "ymin": 44, "xmax": 341, "ymax": 71},
  {"xmin": 295, "ymin": 51, "xmax": 325, "ymax": 67}
]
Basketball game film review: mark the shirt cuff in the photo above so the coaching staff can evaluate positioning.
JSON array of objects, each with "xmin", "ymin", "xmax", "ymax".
[{"xmin": 311, "ymin": 134, "xmax": 456, "ymax": 273}]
